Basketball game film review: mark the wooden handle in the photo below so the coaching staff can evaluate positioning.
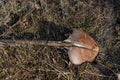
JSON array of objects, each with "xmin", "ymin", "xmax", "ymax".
[
  {"xmin": 0, "ymin": 40, "xmax": 97, "ymax": 51},
  {"xmin": 0, "ymin": 40, "xmax": 72, "ymax": 47}
]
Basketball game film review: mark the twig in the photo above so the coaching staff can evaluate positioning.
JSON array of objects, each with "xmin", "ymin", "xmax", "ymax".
[{"xmin": 84, "ymin": 70, "xmax": 112, "ymax": 78}]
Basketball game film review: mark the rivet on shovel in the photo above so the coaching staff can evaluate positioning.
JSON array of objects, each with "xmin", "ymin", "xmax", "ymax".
[{"xmin": 0, "ymin": 29, "xmax": 99, "ymax": 65}]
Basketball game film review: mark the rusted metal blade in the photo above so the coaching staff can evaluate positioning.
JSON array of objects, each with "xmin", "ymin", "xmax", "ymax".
[{"xmin": 66, "ymin": 29, "xmax": 99, "ymax": 65}]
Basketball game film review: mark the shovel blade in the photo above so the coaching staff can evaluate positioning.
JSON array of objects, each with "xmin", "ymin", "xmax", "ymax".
[{"xmin": 67, "ymin": 29, "xmax": 99, "ymax": 65}]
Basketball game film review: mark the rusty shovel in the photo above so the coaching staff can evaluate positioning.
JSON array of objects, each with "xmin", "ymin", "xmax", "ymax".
[{"xmin": 0, "ymin": 29, "xmax": 99, "ymax": 65}]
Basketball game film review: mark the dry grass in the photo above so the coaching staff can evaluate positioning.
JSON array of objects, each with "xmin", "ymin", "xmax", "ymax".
[{"xmin": 0, "ymin": 0, "xmax": 120, "ymax": 80}]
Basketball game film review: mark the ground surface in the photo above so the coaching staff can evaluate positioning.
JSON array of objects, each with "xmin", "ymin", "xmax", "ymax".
[{"xmin": 0, "ymin": 0, "xmax": 120, "ymax": 80}]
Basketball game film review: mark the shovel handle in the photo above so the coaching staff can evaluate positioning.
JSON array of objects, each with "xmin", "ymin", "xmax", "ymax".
[
  {"xmin": 0, "ymin": 40, "xmax": 72, "ymax": 47},
  {"xmin": 0, "ymin": 40, "xmax": 97, "ymax": 52}
]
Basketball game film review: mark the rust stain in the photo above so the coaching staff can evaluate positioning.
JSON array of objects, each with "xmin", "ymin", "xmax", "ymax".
[{"xmin": 67, "ymin": 29, "xmax": 99, "ymax": 65}]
